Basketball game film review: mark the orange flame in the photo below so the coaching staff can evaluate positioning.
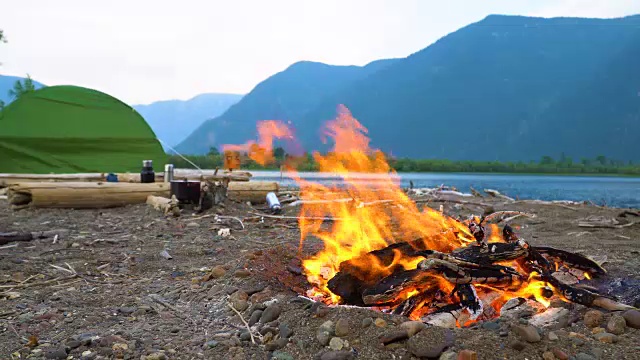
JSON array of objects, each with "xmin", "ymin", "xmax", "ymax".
[{"xmin": 222, "ymin": 120, "xmax": 294, "ymax": 165}]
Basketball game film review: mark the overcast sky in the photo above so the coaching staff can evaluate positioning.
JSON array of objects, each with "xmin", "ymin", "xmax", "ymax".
[{"xmin": 1, "ymin": 0, "xmax": 639, "ymax": 104}]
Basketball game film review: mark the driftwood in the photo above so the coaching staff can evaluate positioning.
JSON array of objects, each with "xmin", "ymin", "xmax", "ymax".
[{"xmin": 146, "ymin": 195, "xmax": 180, "ymax": 216}]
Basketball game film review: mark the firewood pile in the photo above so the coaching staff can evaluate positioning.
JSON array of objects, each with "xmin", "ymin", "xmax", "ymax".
[{"xmin": 309, "ymin": 215, "xmax": 634, "ymax": 327}]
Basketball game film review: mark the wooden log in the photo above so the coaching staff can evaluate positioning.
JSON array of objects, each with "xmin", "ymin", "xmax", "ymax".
[
  {"xmin": 7, "ymin": 182, "xmax": 171, "ymax": 209},
  {"xmin": 226, "ymin": 181, "xmax": 279, "ymax": 203},
  {"xmin": 533, "ymin": 246, "xmax": 607, "ymax": 276},
  {"xmin": 0, "ymin": 229, "xmax": 69, "ymax": 245},
  {"xmin": 0, "ymin": 169, "xmax": 250, "ymax": 187}
]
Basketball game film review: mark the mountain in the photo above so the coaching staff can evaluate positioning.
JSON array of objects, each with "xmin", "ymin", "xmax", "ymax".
[
  {"xmin": 177, "ymin": 14, "xmax": 640, "ymax": 162},
  {"xmin": 175, "ymin": 59, "xmax": 400, "ymax": 154},
  {"xmin": 0, "ymin": 75, "xmax": 46, "ymax": 104},
  {"xmin": 133, "ymin": 93, "xmax": 243, "ymax": 148},
  {"xmin": 296, "ymin": 14, "xmax": 640, "ymax": 162}
]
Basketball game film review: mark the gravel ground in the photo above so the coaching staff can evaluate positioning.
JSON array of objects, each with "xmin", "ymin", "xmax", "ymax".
[{"xmin": 1, "ymin": 194, "xmax": 639, "ymax": 360}]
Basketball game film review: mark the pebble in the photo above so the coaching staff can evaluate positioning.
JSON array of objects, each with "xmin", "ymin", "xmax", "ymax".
[
  {"xmin": 315, "ymin": 305, "xmax": 330, "ymax": 318},
  {"xmin": 80, "ymin": 351, "xmax": 97, "ymax": 360},
  {"xmin": 379, "ymin": 329, "xmax": 410, "ymax": 345},
  {"xmin": 272, "ymin": 351, "xmax": 295, "ymax": 360},
  {"xmin": 575, "ymin": 353, "xmax": 596, "ymax": 360},
  {"xmin": 45, "ymin": 347, "xmax": 68, "ymax": 360},
  {"xmin": 279, "ymin": 323, "xmax": 293, "ymax": 338},
  {"xmin": 362, "ymin": 317, "xmax": 373, "ymax": 328},
  {"xmin": 231, "ymin": 299, "xmax": 249, "ymax": 312},
  {"xmin": 439, "ymin": 352, "xmax": 457, "ymax": 360},
  {"xmin": 593, "ymin": 332, "xmax": 618, "ymax": 343},
  {"xmin": 329, "ymin": 337, "xmax": 347, "ymax": 351},
  {"xmin": 606, "ymin": 314, "xmax": 626, "ymax": 335},
  {"xmin": 542, "ymin": 351, "xmax": 555, "ymax": 360},
  {"xmin": 249, "ymin": 310, "xmax": 263, "ymax": 326},
  {"xmin": 583, "ymin": 310, "xmax": 604, "ymax": 328},
  {"xmin": 333, "ymin": 318, "xmax": 350, "ymax": 337},
  {"xmin": 457, "ymin": 350, "xmax": 477, "ymax": 360},
  {"xmin": 592, "ymin": 327, "xmax": 605, "ymax": 334},
  {"xmin": 234, "ymin": 269, "xmax": 251, "ymax": 278},
  {"xmin": 320, "ymin": 351, "xmax": 355, "ymax": 360},
  {"xmin": 317, "ymin": 321, "xmax": 334, "ymax": 346},
  {"xmin": 209, "ymin": 266, "xmax": 226, "ymax": 278},
  {"xmin": 510, "ymin": 341, "xmax": 526, "ymax": 351},
  {"xmin": 259, "ymin": 304, "xmax": 282, "ymax": 323},
  {"xmin": 186, "ymin": 222, "xmax": 199, "ymax": 228},
  {"xmin": 591, "ymin": 348, "xmax": 604, "ymax": 359},
  {"xmin": 245, "ymin": 284, "xmax": 266, "ymax": 296},
  {"xmin": 552, "ymin": 348, "xmax": 569, "ymax": 360},
  {"xmin": 239, "ymin": 331, "xmax": 251, "ymax": 341},
  {"xmin": 374, "ymin": 318, "xmax": 387, "ymax": 328},
  {"xmin": 205, "ymin": 340, "xmax": 218, "ymax": 348},
  {"xmin": 548, "ymin": 331, "xmax": 559, "ymax": 341},
  {"xmin": 66, "ymin": 339, "xmax": 82, "ymax": 350},
  {"xmin": 265, "ymin": 338, "xmax": 288, "ymax": 351},
  {"xmin": 622, "ymin": 309, "xmax": 640, "ymax": 329},
  {"xmin": 513, "ymin": 325, "xmax": 541, "ymax": 343},
  {"xmin": 400, "ymin": 320, "xmax": 426, "ymax": 337}
]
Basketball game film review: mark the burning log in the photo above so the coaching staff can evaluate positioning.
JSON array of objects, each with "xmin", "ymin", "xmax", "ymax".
[{"xmin": 534, "ymin": 246, "xmax": 606, "ymax": 276}]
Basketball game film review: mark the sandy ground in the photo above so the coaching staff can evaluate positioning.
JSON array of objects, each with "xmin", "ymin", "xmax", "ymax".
[{"xmin": 1, "ymin": 193, "xmax": 639, "ymax": 360}]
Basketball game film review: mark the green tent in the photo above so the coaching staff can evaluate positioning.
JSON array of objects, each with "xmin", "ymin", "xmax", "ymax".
[{"xmin": 0, "ymin": 85, "xmax": 167, "ymax": 173}]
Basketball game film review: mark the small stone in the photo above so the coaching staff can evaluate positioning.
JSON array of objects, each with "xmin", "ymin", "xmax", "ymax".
[
  {"xmin": 45, "ymin": 347, "xmax": 68, "ymax": 359},
  {"xmin": 510, "ymin": 341, "xmax": 526, "ymax": 351},
  {"xmin": 335, "ymin": 318, "xmax": 350, "ymax": 337},
  {"xmin": 272, "ymin": 351, "xmax": 296, "ymax": 360},
  {"xmin": 239, "ymin": 331, "xmax": 251, "ymax": 341},
  {"xmin": 209, "ymin": 266, "xmax": 226, "ymax": 279},
  {"xmin": 320, "ymin": 351, "xmax": 355, "ymax": 360},
  {"xmin": 542, "ymin": 352, "xmax": 555, "ymax": 360},
  {"xmin": 592, "ymin": 327, "xmax": 605, "ymax": 334},
  {"xmin": 408, "ymin": 338, "xmax": 449, "ymax": 358},
  {"xmin": 249, "ymin": 310, "xmax": 263, "ymax": 326},
  {"xmin": 206, "ymin": 340, "xmax": 218, "ymax": 348},
  {"xmin": 66, "ymin": 340, "xmax": 82, "ymax": 349},
  {"xmin": 315, "ymin": 305, "xmax": 330, "ymax": 318},
  {"xmin": 593, "ymin": 332, "xmax": 618, "ymax": 343},
  {"xmin": 439, "ymin": 351, "xmax": 457, "ymax": 360},
  {"xmin": 606, "ymin": 314, "xmax": 626, "ymax": 335},
  {"xmin": 575, "ymin": 353, "xmax": 596, "ymax": 360},
  {"xmin": 233, "ymin": 299, "xmax": 249, "ymax": 312},
  {"xmin": 400, "ymin": 320, "xmax": 426, "ymax": 337},
  {"xmin": 380, "ymin": 329, "xmax": 409, "ymax": 345},
  {"xmin": 186, "ymin": 222, "xmax": 200, "ymax": 228},
  {"xmin": 317, "ymin": 321, "xmax": 334, "ymax": 346},
  {"xmin": 265, "ymin": 338, "xmax": 288, "ymax": 351},
  {"xmin": 259, "ymin": 304, "xmax": 282, "ymax": 323},
  {"xmin": 513, "ymin": 325, "xmax": 541, "ymax": 343},
  {"xmin": 279, "ymin": 323, "xmax": 293, "ymax": 338},
  {"xmin": 548, "ymin": 331, "xmax": 559, "ymax": 341},
  {"xmin": 457, "ymin": 350, "xmax": 477, "ymax": 360},
  {"xmin": 374, "ymin": 318, "xmax": 387, "ymax": 328},
  {"xmin": 234, "ymin": 269, "xmax": 251, "ymax": 278},
  {"xmin": 583, "ymin": 310, "xmax": 604, "ymax": 328},
  {"xmin": 551, "ymin": 348, "xmax": 569, "ymax": 360},
  {"xmin": 80, "ymin": 351, "xmax": 97, "ymax": 360},
  {"xmin": 329, "ymin": 337, "xmax": 345, "ymax": 351},
  {"xmin": 622, "ymin": 309, "xmax": 640, "ymax": 329},
  {"xmin": 362, "ymin": 317, "xmax": 373, "ymax": 328}
]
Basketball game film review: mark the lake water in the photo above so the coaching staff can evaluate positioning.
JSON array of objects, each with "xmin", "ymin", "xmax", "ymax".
[{"xmin": 250, "ymin": 171, "xmax": 640, "ymax": 209}]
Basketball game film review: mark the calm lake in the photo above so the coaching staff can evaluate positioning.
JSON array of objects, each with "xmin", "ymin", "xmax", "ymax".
[{"xmin": 250, "ymin": 171, "xmax": 640, "ymax": 209}]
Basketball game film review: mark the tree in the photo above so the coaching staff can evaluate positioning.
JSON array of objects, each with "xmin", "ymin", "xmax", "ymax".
[
  {"xmin": 207, "ymin": 147, "xmax": 220, "ymax": 156},
  {"xmin": 273, "ymin": 146, "xmax": 286, "ymax": 160},
  {"xmin": 8, "ymin": 74, "xmax": 36, "ymax": 100}
]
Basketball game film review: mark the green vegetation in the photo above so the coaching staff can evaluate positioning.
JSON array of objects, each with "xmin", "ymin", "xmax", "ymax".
[
  {"xmin": 7, "ymin": 74, "xmax": 36, "ymax": 101},
  {"xmin": 167, "ymin": 148, "xmax": 640, "ymax": 176}
]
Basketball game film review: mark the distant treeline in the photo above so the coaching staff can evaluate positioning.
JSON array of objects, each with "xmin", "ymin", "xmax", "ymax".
[{"xmin": 167, "ymin": 148, "xmax": 640, "ymax": 176}]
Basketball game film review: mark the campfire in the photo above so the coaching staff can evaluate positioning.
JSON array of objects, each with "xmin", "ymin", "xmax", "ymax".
[{"xmin": 229, "ymin": 105, "xmax": 634, "ymax": 327}]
